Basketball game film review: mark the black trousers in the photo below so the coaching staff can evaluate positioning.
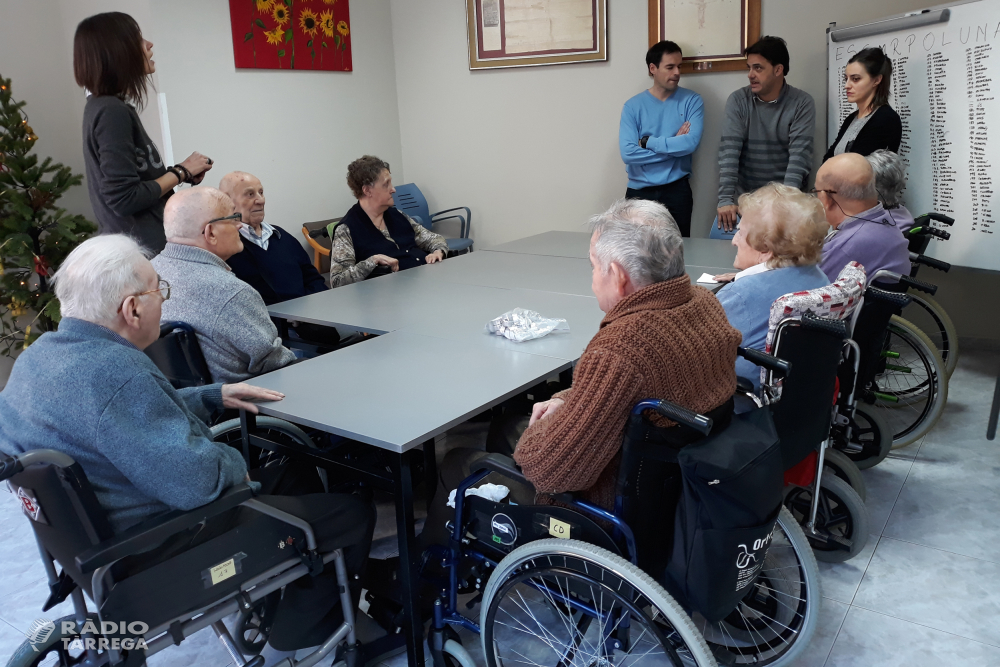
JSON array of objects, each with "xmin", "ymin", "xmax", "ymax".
[
  {"xmin": 122, "ymin": 462, "xmax": 376, "ymax": 651},
  {"xmin": 626, "ymin": 177, "xmax": 693, "ymax": 237}
]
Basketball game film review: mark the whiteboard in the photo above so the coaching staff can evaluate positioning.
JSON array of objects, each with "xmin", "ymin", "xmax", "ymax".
[{"xmin": 827, "ymin": 1, "xmax": 999, "ymax": 270}]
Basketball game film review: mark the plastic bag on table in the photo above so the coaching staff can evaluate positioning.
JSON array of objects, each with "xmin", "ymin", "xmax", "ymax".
[{"xmin": 485, "ymin": 308, "xmax": 570, "ymax": 342}]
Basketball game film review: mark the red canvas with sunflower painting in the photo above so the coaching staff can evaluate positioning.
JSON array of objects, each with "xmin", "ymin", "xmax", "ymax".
[{"xmin": 229, "ymin": 0, "xmax": 351, "ymax": 71}]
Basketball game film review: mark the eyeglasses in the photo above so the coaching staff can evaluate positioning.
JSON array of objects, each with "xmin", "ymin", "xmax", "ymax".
[
  {"xmin": 205, "ymin": 212, "xmax": 243, "ymax": 227},
  {"xmin": 809, "ymin": 188, "xmax": 837, "ymax": 197},
  {"xmin": 117, "ymin": 279, "xmax": 170, "ymax": 312}
]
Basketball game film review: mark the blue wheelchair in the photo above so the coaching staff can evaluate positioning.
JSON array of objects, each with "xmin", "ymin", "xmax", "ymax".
[{"xmin": 412, "ymin": 395, "xmax": 821, "ymax": 666}]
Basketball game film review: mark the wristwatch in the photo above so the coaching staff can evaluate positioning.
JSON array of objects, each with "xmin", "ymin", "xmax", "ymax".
[{"xmin": 640, "ymin": 135, "xmax": 650, "ymax": 149}]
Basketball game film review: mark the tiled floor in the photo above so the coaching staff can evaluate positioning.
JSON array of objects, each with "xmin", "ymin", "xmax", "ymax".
[{"xmin": 1, "ymin": 352, "xmax": 997, "ymax": 666}]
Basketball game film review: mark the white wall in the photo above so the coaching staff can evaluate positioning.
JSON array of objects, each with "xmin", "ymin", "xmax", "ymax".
[
  {"xmin": 390, "ymin": 0, "xmax": 932, "ymax": 246},
  {"xmin": 149, "ymin": 0, "xmax": 402, "ymax": 229}
]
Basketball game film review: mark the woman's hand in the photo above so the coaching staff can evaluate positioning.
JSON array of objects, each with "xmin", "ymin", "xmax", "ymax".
[
  {"xmin": 179, "ymin": 152, "xmax": 213, "ymax": 180},
  {"xmin": 425, "ymin": 249, "xmax": 446, "ymax": 264},
  {"xmin": 221, "ymin": 383, "xmax": 285, "ymax": 413},
  {"xmin": 529, "ymin": 398, "xmax": 565, "ymax": 427},
  {"xmin": 371, "ymin": 254, "xmax": 400, "ymax": 272},
  {"xmin": 713, "ymin": 272, "xmax": 738, "ymax": 283}
]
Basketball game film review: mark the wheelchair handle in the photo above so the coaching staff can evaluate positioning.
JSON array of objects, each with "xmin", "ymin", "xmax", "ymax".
[
  {"xmin": 911, "ymin": 253, "xmax": 951, "ymax": 273},
  {"xmin": 865, "ymin": 286, "xmax": 912, "ymax": 308},
  {"xmin": 801, "ymin": 313, "xmax": 849, "ymax": 338},
  {"xmin": 898, "ymin": 274, "xmax": 938, "ymax": 296},
  {"xmin": 738, "ymin": 347, "xmax": 792, "ymax": 376},
  {"xmin": 632, "ymin": 399, "xmax": 712, "ymax": 436},
  {"xmin": 471, "ymin": 453, "xmax": 530, "ymax": 487},
  {"xmin": 914, "ymin": 212, "xmax": 955, "ymax": 226},
  {"xmin": 0, "ymin": 454, "xmax": 23, "ymax": 482},
  {"xmin": 0, "ymin": 449, "xmax": 77, "ymax": 482}
]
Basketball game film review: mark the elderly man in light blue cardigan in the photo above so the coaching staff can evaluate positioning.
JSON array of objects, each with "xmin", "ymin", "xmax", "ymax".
[
  {"xmin": 152, "ymin": 187, "xmax": 297, "ymax": 383},
  {"xmin": 714, "ymin": 183, "xmax": 831, "ymax": 389},
  {"xmin": 0, "ymin": 235, "xmax": 375, "ymax": 656}
]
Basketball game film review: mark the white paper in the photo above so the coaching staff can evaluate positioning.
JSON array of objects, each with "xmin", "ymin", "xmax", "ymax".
[{"xmin": 697, "ymin": 273, "xmax": 720, "ymax": 284}]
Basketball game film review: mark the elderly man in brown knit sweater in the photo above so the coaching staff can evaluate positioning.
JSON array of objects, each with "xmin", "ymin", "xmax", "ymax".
[
  {"xmin": 423, "ymin": 199, "xmax": 740, "ymax": 546},
  {"xmin": 512, "ymin": 199, "xmax": 741, "ymax": 509}
]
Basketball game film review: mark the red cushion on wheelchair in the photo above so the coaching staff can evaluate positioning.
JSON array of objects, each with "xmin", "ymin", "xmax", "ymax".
[{"xmin": 784, "ymin": 451, "xmax": 817, "ymax": 487}]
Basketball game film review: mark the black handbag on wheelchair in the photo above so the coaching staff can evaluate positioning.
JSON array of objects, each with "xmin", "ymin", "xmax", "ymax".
[{"xmin": 663, "ymin": 407, "xmax": 784, "ymax": 622}]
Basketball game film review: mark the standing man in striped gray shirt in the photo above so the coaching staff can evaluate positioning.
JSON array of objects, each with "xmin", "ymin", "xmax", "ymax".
[{"xmin": 716, "ymin": 36, "xmax": 816, "ymax": 232}]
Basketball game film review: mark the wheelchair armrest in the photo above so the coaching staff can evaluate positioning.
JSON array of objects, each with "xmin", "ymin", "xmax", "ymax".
[
  {"xmin": 736, "ymin": 376, "xmax": 756, "ymax": 395},
  {"xmin": 75, "ymin": 483, "xmax": 255, "ymax": 574},
  {"xmin": 470, "ymin": 453, "xmax": 530, "ymax": 487},
  {"xmin": 738, "ymin": 347, "xmax": 791, "ymax": 377}
]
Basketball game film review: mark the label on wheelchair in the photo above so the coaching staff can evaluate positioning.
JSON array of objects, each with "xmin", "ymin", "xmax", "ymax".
[
  {"xmin": 490, "ymin": 513, "xmax": 518, "ymax": 546},
  {"xmin": 201, "ymin": 552, "xmax": 247, "ymax": 588},
  {"xmin": 548, "ymin": 516, "xmax": 572, "ymax": 539}
]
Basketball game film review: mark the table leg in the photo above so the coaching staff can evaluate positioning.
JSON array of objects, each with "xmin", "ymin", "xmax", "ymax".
[
  {"xmin": 393, "ymin": 449, "xmax": 426, "ymax": 666},
  {"xmin": 423, "ymin": 439, "xmax": 437, "ymax": 505},
  {"xmin": 987, "ymin": 373, "xmax": 1000, "ymax": 441},
  {"xmin": 275, "ymin": 317, "xmax": 290, "ymax": 344}
]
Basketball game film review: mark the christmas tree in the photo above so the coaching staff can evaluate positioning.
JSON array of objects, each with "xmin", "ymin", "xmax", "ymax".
[{"xmin": 0, "ymin": 73, "xmax": 96, "ymax": 356}]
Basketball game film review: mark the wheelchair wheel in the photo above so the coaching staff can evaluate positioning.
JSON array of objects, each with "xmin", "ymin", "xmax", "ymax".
[
  {"xmin": 481, "ymin": 538, "xmax": 716, "ymax": 666},
  {"xmin": 212, "ymin": 416, "xmax": 316, "ymax": 467},
  {"xmin": 822, "ymin": 448, "xmax": 866, "ymax": 501},
  {"xmin": 442, "ymin": 639, "xmax": 477, "ymax": 667},
  {"xmin": 697, "ymin": 507, "xmax": 820, "ymax": 666},
  {"xmin": 234, "ymin": 591, "xmax": 281, "ymax": 655},
  {"xmin": 902, "ymin": 293, "xmax": 959, "ymax": 379},
  {"xmin": 868, "ymin": 316, "xmax": 948, "ymax": 449},
  {"xmin": 833, "ymin": 405, "xmax": 891, "ymax": 471},
  {"xmin": 6, "ymin": 613, "xmax": 97, "ymax": 667},
  {"xmin": 783, "ymin": 472, "xmax": 870, "ymax": 563}
]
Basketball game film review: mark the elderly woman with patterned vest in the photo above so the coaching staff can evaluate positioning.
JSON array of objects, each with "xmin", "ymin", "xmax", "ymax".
[
  {"xmin": 713, "ymin": 183, "xmax": 831, "ymax": 389},
  {"xmin": 328, "ymin": 156, "xmax": 449, "ymax": 288}
]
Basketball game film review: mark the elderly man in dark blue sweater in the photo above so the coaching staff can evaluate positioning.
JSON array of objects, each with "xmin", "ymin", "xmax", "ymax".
[
  {"xmin": 220, "ymin": 171, "xmax": 341, "ymax": 347},
  {"xmin": 0, "ymin": 234, "xmax": 374, "ymax": 655}
]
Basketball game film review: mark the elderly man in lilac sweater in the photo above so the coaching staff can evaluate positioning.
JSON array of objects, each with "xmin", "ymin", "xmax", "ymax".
[{"xmin": 816, "ymin": 153, "xmax": 910, "ymax": 283}]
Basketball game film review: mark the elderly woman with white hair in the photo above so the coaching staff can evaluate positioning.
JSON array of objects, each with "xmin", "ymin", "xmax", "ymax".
[
  {"xmin": 422, "ymin": 199, "xmax": 741, "ymax": 546},
  {"xmin": 714, "ymin": 183, "xmax": 831, "ymax": 387},
  {"xmin": 866, "ymin": 149, "xmax": 915, "ymax": 231}
]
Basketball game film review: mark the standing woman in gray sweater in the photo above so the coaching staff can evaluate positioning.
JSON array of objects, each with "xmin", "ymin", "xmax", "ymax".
[{"xmin": 73, "ymin": 12, "xmax": 213, "ymax": 253}]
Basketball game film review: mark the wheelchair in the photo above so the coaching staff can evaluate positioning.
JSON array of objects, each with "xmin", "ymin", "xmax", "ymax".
[
  {"xmin": 0, "ymin": 450, "xmax": 359, "ymax": 667},
  {"xmin": 903, "ymin": 212, "xmax": 959, "ymax": 378},
  {"xmin": 748, "ymin": 264, "xmax": 871, "ymax": 563},
  {"xmin": 403, "ymin": 382, "xmax": 821, "ymax": 666},
  {"xmin": 850, "ymin": 270, "xmax": 949, "ymax": 449}
]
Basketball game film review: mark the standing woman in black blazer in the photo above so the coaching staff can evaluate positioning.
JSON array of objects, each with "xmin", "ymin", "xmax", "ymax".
[
  {"xmin": 824, "ymin": 47, "xmax": 902, "ymax": 161},
  {"xmin": 74, "ymin": 12, "xmax": 213, "ymax": 253}
]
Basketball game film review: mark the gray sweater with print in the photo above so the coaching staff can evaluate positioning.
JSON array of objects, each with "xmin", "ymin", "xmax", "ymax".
[
  {"xmin": 83, "ymin": 95, "xmax": 171, "ymax": 253},
  {"xmin": 152, "ymin": 243, "xmax": 297, "ymax": 383},
  {"xmin": 717, "ymin": 83, "xmax": 816, "ymax": 207}
]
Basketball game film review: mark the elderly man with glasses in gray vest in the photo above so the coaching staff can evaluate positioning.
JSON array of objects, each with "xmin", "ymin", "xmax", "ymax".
[{"xmin": 151, "ymin": 187, "xmax": 297, "ymax": 383}]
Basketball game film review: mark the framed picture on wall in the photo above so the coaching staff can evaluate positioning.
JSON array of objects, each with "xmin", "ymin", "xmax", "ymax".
[
  {"xmin": 466, "ymin": 0, "xmax": 607, "ymax": 70},
  {"xmin": 648, "ymin": 0, "xmax": 761, "ymax": 74}
]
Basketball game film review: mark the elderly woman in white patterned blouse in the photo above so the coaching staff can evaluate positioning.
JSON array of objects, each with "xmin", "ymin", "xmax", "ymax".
[{"xmin": 328, "ymin": 156, "xmax": 449, "ymax": 288}]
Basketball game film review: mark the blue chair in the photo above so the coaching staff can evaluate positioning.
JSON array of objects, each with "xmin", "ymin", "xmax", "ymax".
[
  {"xmin": 393, "ymin": 183, "xmax": 474, "ymax": 254},
  {"xmin": 709, "ymin": 214, "xmax": 740, "ymax": 240}
]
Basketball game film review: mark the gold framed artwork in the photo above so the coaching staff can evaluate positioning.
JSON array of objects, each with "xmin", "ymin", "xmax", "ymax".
[
  {"xmin": 648, "ymin": 0, "xmax": 761, "ymax": 74},
  {"xmin": 466, "ymin": 0, "xmax": 607, "ymax": 70}
]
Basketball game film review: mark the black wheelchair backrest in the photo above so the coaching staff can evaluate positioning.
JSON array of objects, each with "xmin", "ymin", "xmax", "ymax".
[
  {"xmin": 852, "ymin": 286, "xmax": 911, "ymax": 389},
  {"xmin": 4, "ymin": 452, "xmax": 114, "ymax": 597},
  {"xmin": 769, "ymin": 315, "xmax": 847, "ymax": 469},
  {"xmin": 145, "ymin": 321, "xmax": 213, "ymax": 389}
]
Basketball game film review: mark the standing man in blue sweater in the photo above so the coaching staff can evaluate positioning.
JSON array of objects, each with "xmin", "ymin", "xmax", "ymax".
[
  {"xmin": 619, "ymin": 40, "xmax": 704, "ymax": 237},
  {"xmin": 220, "ymin": 171, "xmax": 342, "ymax": 348}
]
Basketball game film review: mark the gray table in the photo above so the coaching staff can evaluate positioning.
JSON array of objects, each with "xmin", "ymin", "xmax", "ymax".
[
  {"xmin": 482, "ymin": 231, "xmax": 738, "ymax": 271},
  {"xmin": 249, "ymin": 331, "xmax": 571, "ymax": 452}
]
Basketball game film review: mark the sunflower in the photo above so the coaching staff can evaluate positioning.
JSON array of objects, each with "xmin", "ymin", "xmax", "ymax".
[
  {"xmin": 299, "ymin": 8, "xmax": 319, "ymax": 37},
  {"xmin": 319, "ymin": 10, "xmax": 335, "ymax": 37},
  {"xmin": 255, "ymin": 0, "xmax": 275, "ymax": 12},
  {"xmin": 272, "ymin": 5, "xmax": 290, "ymax": 26},
  {"xmin": 323, "ymin": 0, "xmax": 337, "ymax": 4},
  {"xmin": 337, "ymin": 20, "xmax": 349, "ymax": 36},
  {"xmin": 264, "ymin": 26, "xmax": 283, "ymax": 45}
]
